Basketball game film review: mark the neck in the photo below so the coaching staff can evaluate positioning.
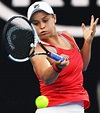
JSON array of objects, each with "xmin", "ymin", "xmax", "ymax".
[{"xmin": 41, "ymin": 32, "xmax": 61, "ymax": 44}]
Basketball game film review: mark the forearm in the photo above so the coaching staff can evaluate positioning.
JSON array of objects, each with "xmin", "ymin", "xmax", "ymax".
[
  {"xmin": 81, "ymin": 40, "xmax": 92, "ymax": 71},
  {"xmin": 81, "ymin": 15, "xmax": 99, "ymax": 71},
  {"xmin": 38, "ymin": 65, "xmax": 60, "ymax": 85}
]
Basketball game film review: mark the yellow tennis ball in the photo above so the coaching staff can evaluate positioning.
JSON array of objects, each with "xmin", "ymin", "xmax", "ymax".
[{"xmin": 35, "ymin": 95, "xmax": 49, "ymax": 108}]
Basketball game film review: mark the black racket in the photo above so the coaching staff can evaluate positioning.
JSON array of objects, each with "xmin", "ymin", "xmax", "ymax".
[{"xmin": 2, "ymin": 15, "xmax": 65, "ymax": 62}]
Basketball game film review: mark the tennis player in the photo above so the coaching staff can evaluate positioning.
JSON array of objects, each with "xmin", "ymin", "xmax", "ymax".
[{"xmin": 27, "ymin": 1, "xmax": 99, "ymax": 113}]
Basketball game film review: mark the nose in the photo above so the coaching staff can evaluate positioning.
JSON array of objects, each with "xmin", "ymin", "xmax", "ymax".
[{"xmin": 40, "ymin": 22, "xmax": 45, "ymax": 29}]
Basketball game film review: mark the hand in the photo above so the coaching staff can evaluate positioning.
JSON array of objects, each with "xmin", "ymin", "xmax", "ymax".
[
  {"xmin": 81, "ymin": 15, "xmax": 99, "ymax": 44},
  {"xmin": 55, "ymin": 54, "xmax": 69, "ymax": 69}
]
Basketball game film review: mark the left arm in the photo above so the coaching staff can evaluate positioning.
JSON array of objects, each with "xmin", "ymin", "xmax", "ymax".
[{"xmin": 81, "ymin": 15, "xmax": 99, "ymax": 71}]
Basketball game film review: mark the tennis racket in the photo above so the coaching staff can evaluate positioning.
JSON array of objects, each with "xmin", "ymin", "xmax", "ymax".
[{"xmin": 2, "ymin": 15, "xmax": 65, "ymax": 62}]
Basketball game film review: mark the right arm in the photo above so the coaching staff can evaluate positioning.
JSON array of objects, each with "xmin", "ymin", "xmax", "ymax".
[
  {"xmin": 31, "ymin": 55, "xmax": 59, "ymax": 85},
  {"xmin": 30, "ymin": 45, "xmax": 69, "ymax": 85}
]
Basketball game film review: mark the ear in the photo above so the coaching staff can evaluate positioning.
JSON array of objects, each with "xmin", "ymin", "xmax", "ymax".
[{"xmin": 53, "ymin": 14, "xmax": 57, "ymax": 23}]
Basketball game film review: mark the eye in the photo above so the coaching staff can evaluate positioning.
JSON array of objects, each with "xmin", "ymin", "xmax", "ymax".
[
  {"xmin": 33, "ymin": 22, "xmax": 38, "ymax": 26},
  {"xmin": 43, "ymin": 18, "xmax": 49, "ymax": 23},
  {"xmin": 32, "ymin": 21, "xmax": 39, "ymax": 26}
]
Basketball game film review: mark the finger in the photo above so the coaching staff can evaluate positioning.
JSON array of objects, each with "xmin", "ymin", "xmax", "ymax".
[
  {"xmin": 92, "ymin": 18, "xmax": 99, "ymax": 31},
  {"xmin": 90, "ymin": 15, "xmax": 94, "ymax": 30},
  {"xmin": 90, "ymin": 16, "xmax": 99, "ymax": 30},
  {"xmin": 81, "ymin": 23, "xmax": 86, "ymax": 31},
  {"xmin": 63, "ymin": 55, "xmax": 69, "ymax": 61},
  {"xmin": 94, "ymin": 18, "xmax": 99, "ymax": 25},
  {"xmin": 90, "ymin": 15, "xmax": 94, "ymax": 26},
  {"xmin": 65, "ymin": 57, "xmax": 68, "ymax": 61}
]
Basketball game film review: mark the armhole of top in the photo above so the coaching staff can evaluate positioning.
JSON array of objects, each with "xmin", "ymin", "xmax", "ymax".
[{"xmin": 59, "ymin": 32, "xmax": 80, "ymax": 51}]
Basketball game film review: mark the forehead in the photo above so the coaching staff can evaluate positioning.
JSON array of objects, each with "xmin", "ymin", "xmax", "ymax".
[{"xmin": 31, "ymin": 11, "xmax": 49, "ymax": 20}]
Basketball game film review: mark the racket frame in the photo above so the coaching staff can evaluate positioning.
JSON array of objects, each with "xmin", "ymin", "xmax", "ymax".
[{"xmin": 2, "ymin": 15, "xmax": 65, "ymax": 62}]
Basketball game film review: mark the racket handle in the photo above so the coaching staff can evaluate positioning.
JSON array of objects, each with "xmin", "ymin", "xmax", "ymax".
[{"xmin": 49, "ymin": 52, "xmax": 65, "ymax": 61}]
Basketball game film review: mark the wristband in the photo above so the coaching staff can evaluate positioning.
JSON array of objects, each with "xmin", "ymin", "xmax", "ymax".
[{"xmin": 52, "ymin": 62, "xmax": 62, "ymax": 73}]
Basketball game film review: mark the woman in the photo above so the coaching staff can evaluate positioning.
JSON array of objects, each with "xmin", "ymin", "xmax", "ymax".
[{"xmin": 27, "ymin": 1, "xmax": 99, "ymax": 113}]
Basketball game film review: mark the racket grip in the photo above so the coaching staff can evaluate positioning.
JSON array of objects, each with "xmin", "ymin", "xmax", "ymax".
[{"xmin": 49, "ymin": 52, "xmax": 64, "ymax": 61}]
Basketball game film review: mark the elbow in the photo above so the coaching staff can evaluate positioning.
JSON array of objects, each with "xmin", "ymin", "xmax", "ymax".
[
  {"xmin": 83, "ymin": 65, "xmax": 88, "ymax": 71},
  {"xmin": 42, "ymin": 79, "xmax": 54, "ymax": 85},
  {"xmin": 82, "ymin": 60, "xmax": 90, "ymax": 71},
  {"xmin": 83, "ymin": 67, "xmax": 87, "ymax": 72},
  {"xmin": 40, "ymin": 71, "xmax": 59, "ymax": 85},
  {"xmin": 41, "ymin": 76, "xmax": 56, "ymax": 85}
]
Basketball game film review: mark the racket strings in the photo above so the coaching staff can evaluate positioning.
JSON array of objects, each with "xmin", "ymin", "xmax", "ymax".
[
  {"xmin": 3, "ymin": 16, "xmax": 50, "ymax": 62},
  {"xmin": 5, "ymin": 25, "xmax": 34, "ymax": 59}
]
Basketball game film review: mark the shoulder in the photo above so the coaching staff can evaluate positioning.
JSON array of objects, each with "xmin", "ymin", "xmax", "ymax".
[
  {"xmin": 59, "ymin": 30, "xmax": 80, "ymax": 50},
  {"xmin": 58, "ymin": 30, "xmax": 75, "ymax": 42}
]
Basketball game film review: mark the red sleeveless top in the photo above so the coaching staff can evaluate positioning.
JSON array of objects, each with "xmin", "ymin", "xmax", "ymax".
[{"xmin": 36, "ymin": 33, "xmax": 90, "ymax": 109}]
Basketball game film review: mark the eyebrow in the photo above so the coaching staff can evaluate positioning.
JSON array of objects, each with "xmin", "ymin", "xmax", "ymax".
[{"xmin": 31, "ymin": 15, "xmax": 49, "ymax": 23}]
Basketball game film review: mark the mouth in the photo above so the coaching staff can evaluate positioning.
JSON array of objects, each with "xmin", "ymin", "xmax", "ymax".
[{"xmin": 40, "ymin": 31, "xmax": 48, "ymax": 35}]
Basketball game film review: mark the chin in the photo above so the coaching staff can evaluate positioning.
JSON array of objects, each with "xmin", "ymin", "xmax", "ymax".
[{"xmin": 40, "ymin": 34, "xmax": 50, "ymax": 40}]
